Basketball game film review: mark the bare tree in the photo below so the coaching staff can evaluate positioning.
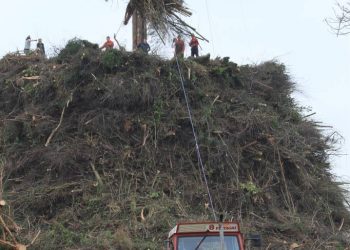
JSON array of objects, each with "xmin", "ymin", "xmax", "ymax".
[{"xmin": 326, "ymin": 2, "xmax": 350, "ymax": 36}]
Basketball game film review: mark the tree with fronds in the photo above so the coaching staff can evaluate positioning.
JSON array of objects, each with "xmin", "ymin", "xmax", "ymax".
[{"xmin": 106, "ymin": 0, "xmax": 207, "ymax": 47}]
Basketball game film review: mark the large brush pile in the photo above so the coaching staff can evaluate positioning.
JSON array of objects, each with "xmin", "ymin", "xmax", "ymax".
[{"xmin": 0, "ymin": 39, "xmax": 349, "ymax": 249}]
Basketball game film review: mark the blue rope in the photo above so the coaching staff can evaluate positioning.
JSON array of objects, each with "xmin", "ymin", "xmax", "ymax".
[{"xmin": 175, "ymin": 56, "xmax": 217, "ymax": 222}]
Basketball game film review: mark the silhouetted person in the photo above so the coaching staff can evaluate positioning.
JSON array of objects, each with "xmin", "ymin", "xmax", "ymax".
[
  {"xmin": 137, "ymin": 38, "xmax": 151, "ymax": 54},
  {"xmin": 36, "ymin": 38, "xmax": 45, "ymax": 57}
]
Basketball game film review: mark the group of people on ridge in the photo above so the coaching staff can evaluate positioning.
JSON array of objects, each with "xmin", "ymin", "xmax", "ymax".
[
  {"xmin": 100, "ymin": 35, "xmax": 151, "ymax": 54},
  {"xmin": 173, "ymin": 34, "xmax": 200, "ymax": 58},
  {"xmin": 24, "ymin": 35, "xmax": 45, "ymax": 57},
  {"xmin": 23, "ymin": 32, "xmax": 200, "ymax": 59},
  {"xmin": 100, "ymin": 33, "xmax": 200, "ymax": 58}
]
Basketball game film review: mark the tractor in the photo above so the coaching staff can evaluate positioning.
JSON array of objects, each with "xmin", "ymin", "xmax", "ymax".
[{"xmin": 166, "ymin": 221, "xmax": 261, "ymax": 250}]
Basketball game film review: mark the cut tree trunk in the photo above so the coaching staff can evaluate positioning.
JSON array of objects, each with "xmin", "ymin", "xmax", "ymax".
[{"xmin": 132, "ymin": 11, "xmax": 147, "ymax": 50}]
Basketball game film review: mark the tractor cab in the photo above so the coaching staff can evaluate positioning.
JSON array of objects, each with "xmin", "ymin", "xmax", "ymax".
[{"xmin": 166, "ymin": 222, "xmax": 261, "ymax": 250}]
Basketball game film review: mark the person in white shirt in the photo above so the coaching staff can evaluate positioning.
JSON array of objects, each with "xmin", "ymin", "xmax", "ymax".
[{"xmin": 24, "ymin": 35, "xmax": 37, "ymax": 55}]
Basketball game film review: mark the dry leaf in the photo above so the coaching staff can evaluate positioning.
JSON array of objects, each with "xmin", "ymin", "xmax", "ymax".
[{"xmin": 289, "ymin": 242, "xmax": 300, "ymax": 249}]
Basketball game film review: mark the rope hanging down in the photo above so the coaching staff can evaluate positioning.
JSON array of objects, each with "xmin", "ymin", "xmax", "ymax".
[
  {"xmin": 204, "ymin": 0, "xmax": 215, "ymax": 54},
  {"xmin": 115, "ymin": 21, "xmax": 124, "ymax": 36},
  {"xmin": 175, "ymin": 56, "xmax": 217, "ymax": 222}
]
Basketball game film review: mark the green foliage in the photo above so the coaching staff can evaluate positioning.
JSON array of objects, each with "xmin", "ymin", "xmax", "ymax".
[
  {"xmin": 4, "ymin": 79, "xmax": 13, "ymax": 85},
  {"xmin": 22, "ymin": 82, "xmax": 38, "ymax": 95},
  {"xmin": 289, "ymin": 109, "xmax": 302, "ymax": 123},
  {"xmin": 108, "ymin": 229, "xmax": 133, "ymax": 250},
  {"xmin": 133, "ymin": 239, "xmax": 159, "ymax": 250},
  {"xmin": 101, "ymin": 49, "xmax": 122, "ymax": 70},
  {"xmin": 210, "ymin": 57, "xmax": 239, "ymax": 80},
  {"xmin": 0, "ymin": 246, "xmax": 11, "ymax": 250},
  {"xmin": 57, "ymin": 38, "xmax": 98, "ymax": 62},
  {"xmin": 210, "ymin": 66, "xmax": 229, "ymax": 79},
  {"xmin": 130, "ymin": 196, "xmax": 137, "ymax": 213},
  {"xmin": 3, "ymin": 120, "xmax": 23, "ymax": 144},
  {"xmin": 39, "ymin": 222, "xmax": 134, "ymax": 249},
  {"xmin": 270, "ymin": 115, "xmax": 280, "ymax": 129},
  {"xmin": 240, "ymin": 181, "xmax": 261, "ymax": 195},
  {"xmin": 202, "ymin": 104, "xmax": 213, "ymax": 121},
  {"xmin": 153, "ymin": 98, "xmax": 164, "ymax": 124},
  {"xmin": 58, "ymin": 39, "xmax": 84, "ymax": 60},
  {"xmin": 22, "ymin": 66, "xmax": 38, "ymax": 77},
  {"xmin": 336, "ymin": 244, "xmax": 348, "ymax": 250},
  {"xmin": 47, "ymin": 223, "xmax": 85, "ymax": 247},
  {"xmin": 149, "ymin": 191, "xmax": 161, "ymax": 199}
]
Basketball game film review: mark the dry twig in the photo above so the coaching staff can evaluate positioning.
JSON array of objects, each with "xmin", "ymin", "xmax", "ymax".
[{"xmin": 45, "ymin": 98, "xmax": 72, "ymax": 147}]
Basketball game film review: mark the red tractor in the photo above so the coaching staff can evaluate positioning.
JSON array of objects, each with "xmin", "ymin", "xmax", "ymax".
[{"xmin": 166, "ymin": 221, "xmax": 261, "ymax": 250}]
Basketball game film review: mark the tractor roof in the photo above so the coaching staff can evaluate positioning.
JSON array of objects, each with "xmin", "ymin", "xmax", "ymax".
[{"xmin": 168, "ymin": 222, "xmax": 241, "ymax": 238}]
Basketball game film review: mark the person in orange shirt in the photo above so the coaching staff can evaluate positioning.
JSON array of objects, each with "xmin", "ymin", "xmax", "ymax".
[
  {"xmin": 173, "ymin": 35, "xmax": 185, "ymax": 58},
  {"xmin": 100, "ymin": 36, "xmax": 114, "ymax": 50},
  {"xmin": 189, "ymin": 34, "xmax": 199, "ymax": 57}
]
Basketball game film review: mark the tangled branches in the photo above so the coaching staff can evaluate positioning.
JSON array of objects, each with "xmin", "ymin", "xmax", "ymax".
[
  {"xmin": 0, "ymin": 42, "xmax": 349, "ymax": 249},
  {"xmin": 326, "ymin": 2, "xmax": 350, "ymax": 36}
]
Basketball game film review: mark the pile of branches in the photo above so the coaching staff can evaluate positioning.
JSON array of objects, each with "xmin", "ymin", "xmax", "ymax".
[
  {"xmin": 0, "ymin": 40, "xmax": 349, "ymax": 249},
  {"xmin": 0, "ymin": 164, "xmax": 40, "ymax": 250}
]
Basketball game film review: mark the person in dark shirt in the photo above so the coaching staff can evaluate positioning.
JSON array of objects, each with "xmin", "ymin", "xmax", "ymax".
[
  {"xmin": 137, "ymin": 39, "xmax": 151, "ymax": 54},
  {"xmin": 36, "ymin": 38, "xmax": 45, "ymax": 57}
]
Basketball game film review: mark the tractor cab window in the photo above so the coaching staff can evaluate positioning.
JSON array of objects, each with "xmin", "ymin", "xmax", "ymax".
[{"xmin": 178, "ymin": 235, "xmax": 240, "ymax": 250}]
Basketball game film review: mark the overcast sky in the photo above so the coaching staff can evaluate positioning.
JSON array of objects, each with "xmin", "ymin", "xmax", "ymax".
[{"xmin": 0, "ymin": 0, "xmax": 349, "ymax": 186}]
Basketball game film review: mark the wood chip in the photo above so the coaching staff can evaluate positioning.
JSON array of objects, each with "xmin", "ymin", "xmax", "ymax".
[{"xmin": 15, "ymin": 244, "xmax": 26, "ymax": 250}]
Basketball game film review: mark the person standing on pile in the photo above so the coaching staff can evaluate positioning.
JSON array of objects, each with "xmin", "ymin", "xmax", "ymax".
[
  {"xmin": 100, "ymin": 36, "xmax": 114, "ymax": 50},
  {"xmin": 24, "ymin": 35, "xmax": 36, "ymax": 55},
  {"xmin": 189, "ymin": 34, "xmax": 199, "ymax": 57},
  {"xmin": 36, "ymin": 38, "xmax": 45, "ymax": 57},
  {"xmin": 137, "ymin": 38, "xmax": 151, "ymax": 54},
  {"xmin": 174, "ymin": 35, "xmax": 185, "ymax": 58}
]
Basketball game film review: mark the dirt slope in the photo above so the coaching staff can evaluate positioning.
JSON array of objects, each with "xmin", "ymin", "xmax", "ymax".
[{"xmin": 0, "ymin": 39, "xmax": 349, "ymax": 249}]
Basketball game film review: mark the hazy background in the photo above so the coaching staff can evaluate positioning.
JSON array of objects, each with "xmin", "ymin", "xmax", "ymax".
[{"xmin": 0, "ymin": 0, "xmax": 349, "ymax": 186}]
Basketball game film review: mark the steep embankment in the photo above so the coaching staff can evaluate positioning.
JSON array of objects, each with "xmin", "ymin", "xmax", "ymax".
[{"xmin": 0, "ymin": 39, "xmax": 349, "ymax": 249}]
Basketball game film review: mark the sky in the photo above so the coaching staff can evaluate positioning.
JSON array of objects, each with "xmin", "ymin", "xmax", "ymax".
[{"xmin": 0, "ymin": 0, "xmax": 349, "ymax": 187}]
